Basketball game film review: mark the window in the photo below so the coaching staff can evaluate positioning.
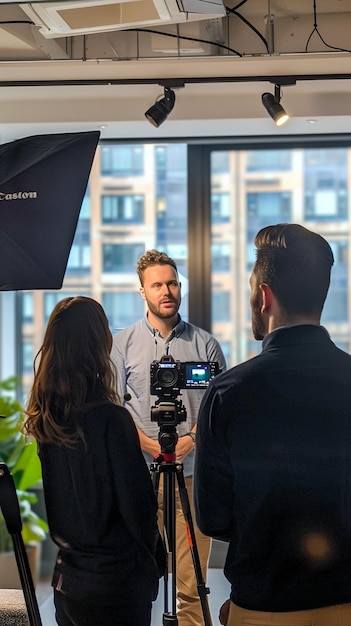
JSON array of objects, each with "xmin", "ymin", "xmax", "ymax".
[
  {"xmin": 209, "ymin": 146, "xmax": 351, "ymax": 366},
  {"xmin": 101, "ymin": 195, "xmax": 144, "ymax": 224},
  {"xmin": 22, "ymin": 293, "xmax": 33, "ymax": 324},
  {"xmin": 155, "ymin": 144, "xmax": 188, "ymax": 249},
  {"xmin": 211, "ymin": 151, "xmax": 230, "ymax": 173},
  {"xmin": 322, "ymin": 240, "xmax": 348, "ymax": 322},
  {"xmin": 211, "ymin": 193, "xmax": 231, "ymax": 223},
  {"xmin": 103, "ymin": 292, "xmax": 145, "ymax": 332},
  {"xmin": 246, "ymin": 150, "xmax": 292, "ymax": 171},
  {"xmin": 246, "ymin": 192, "xmax": 292, "ymax": 266},
  {"xmin": 66, "ymin": 243, "xmax": 91, "ymax": 273},
  {"xmin": 103, "ymin": 243, "xmax": 145, "ymax": 273},
  {"xmin": 101, "ymin": 145, "xmax": 143, "ymax": 176},
  {"xmin": 21, "ymin": 342, "xmax": 33, "ymax": 374},
  {"xmin": 212, "ymin": 292, "xmax": 231, "ymax": 322},
  {"xmin": 304, "ymin": 148, "xmax": 348, "ymax": 220},
  {"xmin": 12, "ymin": 141, "xmax": 351, "ymax": 404},
  {"xmin": 247, "ymin": 191, "xmax": 292, "ymax": 220},
  {"xmin": 212, "ymin": 242, "xmax": 231, "ymax": 272}
]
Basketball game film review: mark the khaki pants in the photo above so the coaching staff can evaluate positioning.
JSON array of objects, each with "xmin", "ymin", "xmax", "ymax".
[
  {"xmin": 158, "ymin": 474, "xmax": 211, "ymax": 626},
  {"xmin": 227, "ymin": 600, "xmax": 351, "ymax": 626}
]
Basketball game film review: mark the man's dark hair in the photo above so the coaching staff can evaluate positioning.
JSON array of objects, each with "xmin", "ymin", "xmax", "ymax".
[
  {"xmin": 137, "ymin": 249, "xmax": 178, "ymax": 286},
  {"xmin": 254, "ymin": 223, "xmax": 334, "ymax": 317}
]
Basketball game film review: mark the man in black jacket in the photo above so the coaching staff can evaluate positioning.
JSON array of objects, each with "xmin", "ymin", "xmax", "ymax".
[{"xmin": 194, "ymin": 223, "xmax": 351, "ymax": 626}]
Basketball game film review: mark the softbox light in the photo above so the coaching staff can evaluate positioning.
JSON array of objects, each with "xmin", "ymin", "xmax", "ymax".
[{"xmin": 0, "ymin": 130, "xmax": 100, "ymax": 291}]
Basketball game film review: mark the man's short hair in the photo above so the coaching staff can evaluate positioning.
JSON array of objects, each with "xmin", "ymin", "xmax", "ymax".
[
  {"xmin": 137, "ymin": 249, "xmax": 178, "ymax": 286},
  {"xmin": 254, "ymin": 223, "xmax": 334, "ymax": 317}
]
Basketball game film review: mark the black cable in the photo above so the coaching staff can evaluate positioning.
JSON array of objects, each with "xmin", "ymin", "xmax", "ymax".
[
  {"xmin": 305, "ymin": 0, "xmax": 351, "ymax": 53},
  {"xmin": 232, "ymin": 0, "xmax": 249, "ymax": 10},
  {"xmin": 127, "ymin": 28, "xmax": 242, "ymax": 57},
  {"xmin": 225, "ymin": 5, "xmax": 269, "ymax": 53},
  {"xmin": 0, "ymin": 20, "xmax": 35, "ymax": 25}
]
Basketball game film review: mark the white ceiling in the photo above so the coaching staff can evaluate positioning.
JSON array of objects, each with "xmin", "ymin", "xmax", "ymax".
[{"xmin": 0, "ymin": 0, "xmax": 351, "ymax": 143}]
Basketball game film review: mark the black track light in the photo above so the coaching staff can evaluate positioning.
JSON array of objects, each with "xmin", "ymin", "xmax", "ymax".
[
  {"xmin": 145, "ymin": 87, "xmax": 176, "ymax": 128},
  {"xmin": 261, "ymin": 84, "xmax": 289, "ymax": 127}
]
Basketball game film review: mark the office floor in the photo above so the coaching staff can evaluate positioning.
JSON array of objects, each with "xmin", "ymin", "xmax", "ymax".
[{"xmin": 37, "ymin": 567, "xmax": 231, "ymax": 626}]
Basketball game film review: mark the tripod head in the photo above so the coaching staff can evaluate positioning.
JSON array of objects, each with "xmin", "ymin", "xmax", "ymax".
[{"xmin": 151, "ymin": 394, "xmax": 187, "ymax": 456}]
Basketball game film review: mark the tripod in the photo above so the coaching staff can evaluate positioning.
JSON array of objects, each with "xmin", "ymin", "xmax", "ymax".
[
  {"xmin": 0, "ymin": 462, "xmax": 42, "ymax": 626},
  {"xmin": 150, "ymin": 408, "xmax": 213, "ymax": 626}
]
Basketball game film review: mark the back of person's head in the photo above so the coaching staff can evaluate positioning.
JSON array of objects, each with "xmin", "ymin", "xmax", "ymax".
[
  {"xmin": 25, "ymin": 296, "xmax": 118, "ymax": 445},
  {"xmin": 254, "ymin": 223, "xmax": 334, "ymax": 317},
  {"xmin": 137, "ymin": 249, "xmax": 178, "ymax": 286}
]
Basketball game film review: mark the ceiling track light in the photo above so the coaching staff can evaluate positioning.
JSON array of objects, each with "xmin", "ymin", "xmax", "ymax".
[
  {"xmin": 261, "ymin": 84, "xmax": 289, "ymax": 127},
  {"xmin": 145, "ymin": 86, "xmax": 176, "ymax": 128}
]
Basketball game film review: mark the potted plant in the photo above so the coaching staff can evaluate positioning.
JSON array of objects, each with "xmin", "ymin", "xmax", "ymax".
[{"xmin": 0, "ymin": 376, "xmax": 48, "ymax": 587}]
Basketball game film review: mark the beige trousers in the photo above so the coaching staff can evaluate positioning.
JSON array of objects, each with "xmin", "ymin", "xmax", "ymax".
[
  {"xmin": 227, "ymin": 600, "xmax": 351, "ymax": 626},
  {"xmin": 158, "ymin": 474, "xmax": 211, "ymax": 626}
]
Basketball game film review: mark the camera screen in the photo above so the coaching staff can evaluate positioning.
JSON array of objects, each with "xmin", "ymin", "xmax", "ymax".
[{"xmin": 184, "ymin": 363, "xmax": 212, "ymax": 388}]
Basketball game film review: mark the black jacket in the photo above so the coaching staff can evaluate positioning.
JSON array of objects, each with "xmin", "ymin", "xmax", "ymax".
[
  {"xmin": 194, "ymin": 325, "xmax": 351, "ymax": 611},
  {"xmin": 39, "ymin": 403, "xmax": 161, "ymax": 602}
]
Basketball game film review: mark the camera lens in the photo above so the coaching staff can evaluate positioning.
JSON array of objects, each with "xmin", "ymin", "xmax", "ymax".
[{"xmin": 157, "ymin": 367, "xmax": 178, "ymax": 387}]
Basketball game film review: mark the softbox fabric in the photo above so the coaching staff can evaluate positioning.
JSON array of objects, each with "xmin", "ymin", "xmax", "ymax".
[{"xmin": 0, "ymin": 130, "xmax": 100, "ymax": 290}]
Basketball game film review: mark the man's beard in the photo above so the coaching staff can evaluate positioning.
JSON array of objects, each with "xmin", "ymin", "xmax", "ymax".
[
  {"xmin": 147, "ymin": 297, "xmax": 180, "ymax": 320},
  {"xmin": 251, "ymin": 308, "xmax": 265, "ymax": 341},
  {"xmin": 251, "ymin": 290, "xmax": 266, "ymax": 340}
]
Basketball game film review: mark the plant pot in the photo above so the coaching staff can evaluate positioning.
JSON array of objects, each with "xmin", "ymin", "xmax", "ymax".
[{"xmin": 0, "ymin": 543, "xmax": 41, "ymax": 589}]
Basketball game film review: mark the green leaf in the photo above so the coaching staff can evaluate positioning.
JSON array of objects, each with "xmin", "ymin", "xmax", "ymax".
[
  {"xmin": 13, "ymin": 440, "xmax": 42, "ymax": 492},
  {"xmin": 0, "ymin": 376, "xmax": 47, "ymax": 550}
]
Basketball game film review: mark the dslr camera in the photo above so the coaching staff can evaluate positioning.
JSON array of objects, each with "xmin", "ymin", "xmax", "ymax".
[
  {"xmin": 150, "ymin": 354, "xmax": 219, "ymax": 398},
  {"xmin": 150, "ymin": 354, "xmax": 219, "ymax": 438}
]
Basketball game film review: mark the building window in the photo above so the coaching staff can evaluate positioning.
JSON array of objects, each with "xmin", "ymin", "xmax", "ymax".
[
  {"xmin": 211, "ymin": 193, "xmax": 231, "ymax": 223},
  {"xmin": 246, "ymin": 150, "xmax": 292, "ymax": 171},
  {"xmin": 212, "ymin": 291, "xmax": 230, "ymax": 322},
  {"xmin": 101, "ymin": 145, "xmax": 143, "ymax": 176},
  {"xmin": 22, "ymin": 293, "xmax": 33, "ymax": 324},
  {"xmin": 322, "ymin": 240, "xmax": 348, "ymax": 322},
  {"xmin": 22, "ymin": 342, "xmax": 33, "ymax": 374},
  {"xmin": 101, "ymin": 195, "xmax": 144, "ymax": 224},
  {"xmin": 103, "ymin": 292, "xmax": 145, "ymax": 332},
  {"xmin": 304, "ymin": 148, "xmax": 348, "ymax": 220},
  {"xmin": 211, "ymin": 151, "xmax": 230, "ymax": 173},
  {"xmin": 155, "ymin": 146, "xmax": 167, "ymax": 170},
  {"xmin": 247, "ymin": 191, "xmax": 292, "ymax": 261},
  {"xmin": 212, "ymin": 242, "xmax": 231, "ymax": 272},
  {"xmin": 66, "ymin": 243, "xmax": 91, "ymax": 273},
  {"xmin": 103, "ymin": 243, "xmax": 145, "ymax": 273},
  {"xmin": 155, "ymin": 144, "xmax": 188, "ymax": 249}
]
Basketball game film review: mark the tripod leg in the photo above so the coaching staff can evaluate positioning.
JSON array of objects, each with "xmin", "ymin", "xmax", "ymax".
[
  {"xmin": 151, "ymin": 460, "xmax": 179, "ymax": 624},
  {"xmin": 0, "ymin": 464, "xmax": 42, "ymax": 626},
  {"xmin": 12, "ymin": 533, "xmax": 43, "ymax": 626},
  {"xmin": 176, "ymin": 466, "xmax": 213, "ymax": 626},
  {"xmin": 163, "ymin": 469, "xmax": 177, "ymax": 621}
]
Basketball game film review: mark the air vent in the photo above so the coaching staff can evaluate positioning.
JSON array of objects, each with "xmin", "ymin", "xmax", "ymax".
[{"xmin": 20, "ymin": 0, "xmax": 226, "ymax": 38}]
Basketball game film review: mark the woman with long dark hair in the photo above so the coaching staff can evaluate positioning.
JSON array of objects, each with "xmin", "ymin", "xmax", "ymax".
[{"xmin": 25, "ymin": 296, "xmax": 162, "ymax": 626}]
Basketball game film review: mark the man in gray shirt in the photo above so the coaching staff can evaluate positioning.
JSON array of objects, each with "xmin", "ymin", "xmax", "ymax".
[{"xmin": 111, "ymin": 249, "xmax": 226, "ymax": 626}]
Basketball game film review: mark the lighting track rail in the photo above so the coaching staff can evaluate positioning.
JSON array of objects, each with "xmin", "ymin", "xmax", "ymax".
[{"xmin": 0, "ymin": 73, "xmax": 350, "ymax": 88}]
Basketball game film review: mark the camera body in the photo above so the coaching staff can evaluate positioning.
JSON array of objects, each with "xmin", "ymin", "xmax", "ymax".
[
  {"xmin": 150, "ymin": 354, "xmax": 219, "ymax": 397},
  {"xmin": 150, "ymin": 355, "xmax": 218, "ymax": 429}
]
